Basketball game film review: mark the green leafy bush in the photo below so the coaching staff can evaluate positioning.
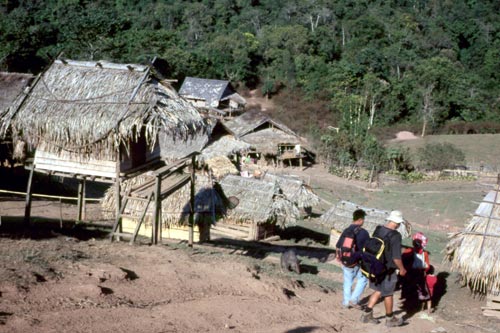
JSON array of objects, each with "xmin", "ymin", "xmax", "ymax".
[{"xmin": 417, "ymin": 143, "xmax": 465, "ymax": 171}]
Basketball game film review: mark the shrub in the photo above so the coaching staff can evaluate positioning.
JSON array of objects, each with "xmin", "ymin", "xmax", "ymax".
[{"xmin": 417, "ymin": 143, "xmax": 465, "ymax": 171}]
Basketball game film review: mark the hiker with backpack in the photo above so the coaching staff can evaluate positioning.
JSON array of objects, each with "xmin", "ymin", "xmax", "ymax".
[
  {"xmin": 360, "ymin": 210, "xmax": 407, "ymax": 327},
  {"xmin": 335, "ymin": 209, "xmax": 370, "ymax": 309}
]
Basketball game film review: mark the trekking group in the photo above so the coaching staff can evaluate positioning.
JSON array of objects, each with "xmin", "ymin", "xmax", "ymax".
[{"xmin": 336, "ymin": 209, "xmax": 435, "ymax": 327}]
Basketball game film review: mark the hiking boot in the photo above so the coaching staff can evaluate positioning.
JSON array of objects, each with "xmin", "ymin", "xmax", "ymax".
[
  {"xmin": 349, "ymin": 301, "xmax": 363, "ymax": 310},
  {"xmin": 385, "ymin": 315, "xmax": 404, "ymax": 327},
  {"xmin": 360, "ymin": 311, "xmax": 380, "ymax": 324}
]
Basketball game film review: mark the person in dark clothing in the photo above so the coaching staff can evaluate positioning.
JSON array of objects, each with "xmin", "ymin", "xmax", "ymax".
[
  {"xmin": 360, "ymin": 210, "xmax": 407, "ymax": 327},
  {"xmin": 336, "ymin": 209, "xmax": 370, "ymax": 309}
]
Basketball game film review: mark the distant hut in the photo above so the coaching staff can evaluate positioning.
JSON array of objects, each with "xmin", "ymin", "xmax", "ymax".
[
  {"xmin": 214, "ymin": 174, "xmax": 300, "ymax": 240},
  {"xmin": 0, "ymin": 72, "xmax": 34, "ymax": 165},
  {"xmin": 445, "ymin": 185, "xmax": 500, "ymax": 318},
  {"xmin": 179, "ymin": 77, "xmax": 246, "ymax": 117},
  {"xmin": 263, "ymin": 173, "xmax": 320, "ymax": 211},
  {"xmin": 321, "ymin": 200, "xmax": 412, "ymax": 247},
  {"xmin": 0, "ymin": 59, "xmax": 208, "ymax": 225},
  {"xmin": 222, "ymin": 110, "xmax": 312, "ymax": 167}
]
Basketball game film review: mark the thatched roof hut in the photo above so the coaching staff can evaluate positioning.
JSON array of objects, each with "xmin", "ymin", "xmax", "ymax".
[
  {"xmin": 0, "ymin": 59, "xmax": 208, "ymax": 178},
  {"xmin": 445, "ymin": 189, "xmax": 500, "ymax": 294},
  {"xmin": 218, "ymin": 174, "xmax": 299, "ymax": 227},
  {"xmin": 263, "ymin": 173, "xmax": 320, "ymax": 208},
  {"xmin": 320, "ymin": 200, "xmax": 412, "ymax": 238}
]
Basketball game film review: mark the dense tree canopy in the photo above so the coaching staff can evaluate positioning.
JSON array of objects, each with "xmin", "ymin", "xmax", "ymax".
[{"xmin": 1, "ymin": 0, "xmax": 499, "ymax": 136}]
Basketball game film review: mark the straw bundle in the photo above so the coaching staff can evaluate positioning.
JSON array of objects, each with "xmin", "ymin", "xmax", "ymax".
[
  {"xmin": 445, "ymin": 190, "xmax": 500, "ymax": 294},
  {"xmin": 320, "ymin": 200, "xmax": 412, "ymax": 238},
  {"xmin": 205, "ymin": 155, "xmax": 239, "ymax": 179}
]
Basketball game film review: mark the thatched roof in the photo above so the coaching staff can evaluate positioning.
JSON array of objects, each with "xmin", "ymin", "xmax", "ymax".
[
  {"xmin": 1, "ymin": 60, "xmax": 207, "ymax": 160},
  {"xmin": 179, "ymin": 77, "xmax": 245, "ymax": 107},
  {"xmin": 263, "ymin": 173, "xmax": 320, "ymax": 208},
  {"xmin": 102, "ymin": 173, "xmax": 224, "ymax": 226},
  {"xmin": 197, "ymin": 135, "xmax": 251, "ymax": 163},
  {"xmin": 222, "ymin": 109, "xmax": 296, "ymax": 138},
  {"xmin": 445, "ymin": 189, "xmax": 500, "ymax": 294},
  {"xmin": 320, "ymin": 200, "xmax": 412, "ymax": 238},
  {"xmin": 218, "ymin": 174, "xmax": 299, "ymax": 227},
  {"xmin": 0, "ymin": 72, "xmax": 34, "ymax": 117}
]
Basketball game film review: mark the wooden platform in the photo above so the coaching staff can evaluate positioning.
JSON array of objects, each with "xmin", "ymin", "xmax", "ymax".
[{"xmin": 482, "ymin": 293, "xmax": 500, "ymax": 318}]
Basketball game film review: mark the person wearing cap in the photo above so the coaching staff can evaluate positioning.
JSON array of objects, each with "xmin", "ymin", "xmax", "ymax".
[
  {"xmin": 360, "ymin": 210, "xmax": 407, "ymax": 327},
  {"xmin": 401, "ymin": 232, "xmax": 432, "ymax": 312},
  {"xmin": 335, "ymin": 209, "xmax": 370, "ymax": 309}
]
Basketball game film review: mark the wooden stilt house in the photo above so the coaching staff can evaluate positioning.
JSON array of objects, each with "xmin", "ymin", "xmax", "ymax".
[
  {"xmin": 0, "ymin": 59, "xmax": 208, "ymax": 243},
  {"xmin": 222, "ymin": 110, "xmax": 313, "ymax": 167}
]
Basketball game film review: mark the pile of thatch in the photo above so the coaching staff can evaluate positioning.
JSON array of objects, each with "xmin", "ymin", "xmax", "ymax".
[
  {"xmin": 218, "ymin": 174, "xmax": 299, "ymax": 227},
  {"xmin": 1, "ymin": 60, "xmax": 207, "ymax": 159},
  {"xmin": 205, "ymin": 155, "xmax": 239, "ymax": 180},
  {"xmin": 102, "ymin": 172, "xmax": 224, "ymax": 226},
  {"xmin": 263, "ymin": 173, "xmax": 320, "ymax": 208},
  {"xmin": 445, "ymin": 189, "xmax": 500, "ymax": 294},
  {"xmin": 320, "ymin": 200, "xmax": 412, "ymax": 238}
]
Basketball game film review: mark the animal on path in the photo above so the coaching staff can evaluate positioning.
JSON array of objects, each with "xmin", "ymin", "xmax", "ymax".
[{"xmin": 281, "ymin": 248, "xmax": 301, "ymax": 274}]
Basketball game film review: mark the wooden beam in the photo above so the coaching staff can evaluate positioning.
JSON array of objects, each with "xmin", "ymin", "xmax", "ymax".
[
  {"xmin": 24, "ymin": 162, "xmax": 35, "ymax": 227},
  {"xmin": 189, "ymin": 155, "xmax": 195, "ymax": 247},
  {"xmin": 154, "ymin": 174, "xmax": 161, "ymax": 245},
  {"xmin": 77, "ymin": 179, "xmax": 84, "ymax": 221}
]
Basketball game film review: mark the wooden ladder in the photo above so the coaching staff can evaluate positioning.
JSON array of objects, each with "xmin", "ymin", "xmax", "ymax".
[
  {"xmin": 110, "ymin": 154, "xmax": 197, "ymax": 245},
  {"xmin": 110, "ymin": 189, "xmax": 154, "ymax": 244}
]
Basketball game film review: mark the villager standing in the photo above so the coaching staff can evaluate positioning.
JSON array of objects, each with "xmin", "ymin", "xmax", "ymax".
[
  {"xmin": 335, "ymin": 209, "xmax": 369, "ymax": 309},
  {"xmin": 360, "ymin": 210, "xmax": 407, "ymax": 327},
  {"xmin": 402, "ymin": 232, "xmax": 432, "ymax": 312}
]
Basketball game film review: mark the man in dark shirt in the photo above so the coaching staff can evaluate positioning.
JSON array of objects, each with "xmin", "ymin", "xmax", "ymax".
[
  {"xmin": 360, "ymin": 210, "xmax": 407, "ymax": 327},
  {"xmin": 335, "ymin": 209, "xmax": 370, "ymax": 309}
]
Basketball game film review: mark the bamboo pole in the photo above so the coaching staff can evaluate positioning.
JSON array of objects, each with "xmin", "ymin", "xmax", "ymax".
[
  {"xmin": 154, "ymin": 173, "xmax": 161, "ymax": 245},
  {"xmin": 77, "ymin": 179, "xmax": 84, "ymax": 221}
]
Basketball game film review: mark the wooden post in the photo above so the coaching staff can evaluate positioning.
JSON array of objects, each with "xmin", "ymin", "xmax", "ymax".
[
  {"xmin": 154, "ymin": 174, "xmax": 161, "ymax": 245},
  {"xmin": 24, "ymin": 161, "xmax": 35, "ymax": 227},
  {"xmin": 188, "ymin": 155, "xmax": 196, "ymax": 247},
  {"xmin": 77, "ymin": 179, "xmax": 84, "ymax": 221},
  {"xmin": 115, "ymin": 151, "xmax": 122, "ymax": 240}
]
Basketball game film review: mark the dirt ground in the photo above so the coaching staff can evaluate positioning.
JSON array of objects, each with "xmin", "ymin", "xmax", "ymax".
[{"xmin": 0, "ymin": 164, "xmax": 499, "ymax": 333}]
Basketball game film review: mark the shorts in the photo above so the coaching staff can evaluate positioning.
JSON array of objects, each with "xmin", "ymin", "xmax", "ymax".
[{"xmin": 369, "ymin": 271, "xmax": 398, "ymax": 297}]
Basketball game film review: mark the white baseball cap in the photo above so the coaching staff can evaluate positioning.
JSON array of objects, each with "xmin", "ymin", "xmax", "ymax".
[{"xmin": 386, "ymin": 210, "xmax": 405, "ymax": 224}]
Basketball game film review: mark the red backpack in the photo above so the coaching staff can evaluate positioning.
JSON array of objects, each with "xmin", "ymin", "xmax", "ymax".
[{"xmin": 339, "ymin": 226, "xmax": 361, "ymax": 267}]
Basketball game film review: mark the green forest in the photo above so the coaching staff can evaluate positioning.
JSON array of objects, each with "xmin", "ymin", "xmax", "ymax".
[{"xmin": 1, "ymin": 0, "xmax": 499, "ymax": 171}]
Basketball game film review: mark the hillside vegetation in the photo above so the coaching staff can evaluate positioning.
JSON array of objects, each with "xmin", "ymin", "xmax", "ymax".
[{"xmin": 1, "ymin": 1, "xmax": 499, "ymax": 130}]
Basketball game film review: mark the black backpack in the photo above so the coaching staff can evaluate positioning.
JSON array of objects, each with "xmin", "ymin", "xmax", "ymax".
[
  {"xmin": 339, "ymin": 226, "xmax": 361, "ymax": 267},
  {"xmin": 359, "ymin": 226, "xmax": 395, "ymax": 283}
]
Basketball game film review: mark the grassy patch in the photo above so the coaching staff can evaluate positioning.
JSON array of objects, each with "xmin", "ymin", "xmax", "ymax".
[{"xmin": 386, "ymin": 134, "xmax": 500, "ymax": 170}]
